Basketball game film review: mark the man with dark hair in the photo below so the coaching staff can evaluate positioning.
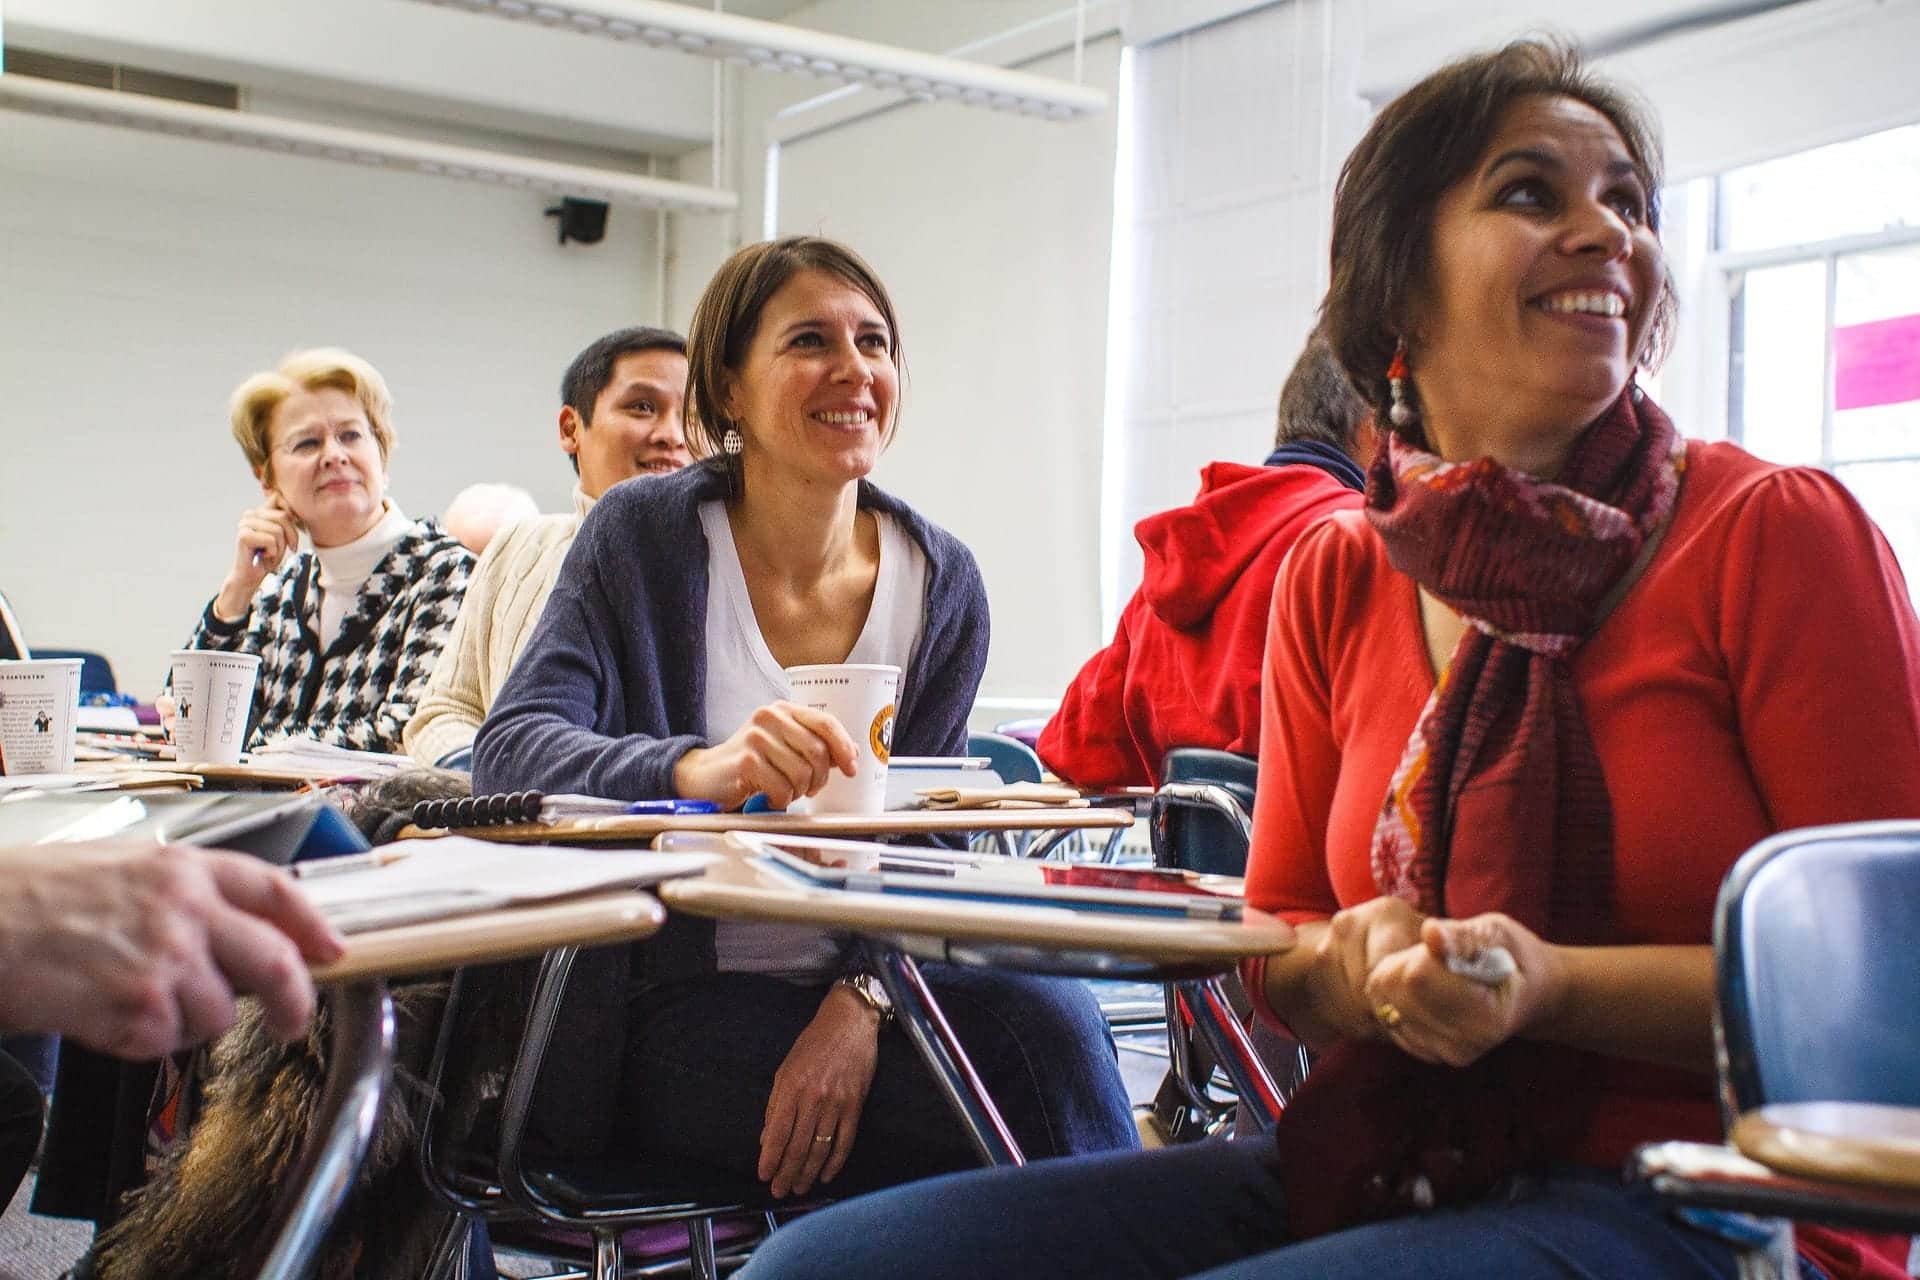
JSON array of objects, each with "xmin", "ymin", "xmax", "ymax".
[
  {"xmin": 405, "ymin": 326, "xmax": 689, "ymax": 765},
  {"xmin": 1038, "ymin": 332, "xmax": 1376, "ymax": 788}
]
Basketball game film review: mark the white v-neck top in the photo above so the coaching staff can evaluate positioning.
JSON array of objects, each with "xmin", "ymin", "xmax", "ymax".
[{"xmin": 697, "ymin": 498, "xmax": 928, "ymax": 979}]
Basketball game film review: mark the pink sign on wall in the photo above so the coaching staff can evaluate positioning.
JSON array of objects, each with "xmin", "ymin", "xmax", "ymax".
[{"xmin": 1834, "ymin": 314, "xmax": 1920, "ymax": 411}]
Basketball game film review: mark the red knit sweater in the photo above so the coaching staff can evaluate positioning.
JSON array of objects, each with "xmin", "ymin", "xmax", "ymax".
[{"xmin": 1242, "ymin": 442, "xmax": 1920, "ymax": 1279}]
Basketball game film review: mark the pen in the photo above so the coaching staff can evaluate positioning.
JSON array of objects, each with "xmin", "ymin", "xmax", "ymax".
[
  {"xmin": 293, "ymin": 849, "xmax": 410, "ymax": 879},
  {"xmin": 625, "ymin": 799, "xmax": 722, "ymax": 815}
]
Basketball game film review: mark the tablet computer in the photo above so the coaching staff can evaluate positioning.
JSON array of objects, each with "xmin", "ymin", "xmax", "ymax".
[{"xmin": 729, "ymin": 832, "xmax": 1244, "ymax": 920}]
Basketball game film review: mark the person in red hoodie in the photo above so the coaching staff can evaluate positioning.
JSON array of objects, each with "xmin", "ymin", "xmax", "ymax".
[{"xmin": 1038, "ymin": 333, "xmax": 1375, "ymax": 789}]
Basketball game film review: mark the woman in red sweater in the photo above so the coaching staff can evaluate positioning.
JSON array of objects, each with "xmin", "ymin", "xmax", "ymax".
[{"xmin": 740, "ymin": 39, "xmax": 1920, "ymax": 1280}]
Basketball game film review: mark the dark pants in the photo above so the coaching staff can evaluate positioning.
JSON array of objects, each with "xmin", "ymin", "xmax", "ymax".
[
  {"xmin": 0, "ymin": 1050, "xmax": 46, "ymax": 1209},
  {"xmin": 738, "ymin": 1138, "xmax": 1746, "ymax": 1280},
  {"xmin": 617, "ymin": 966, "xmax": 1139, "ymax": 1197}
]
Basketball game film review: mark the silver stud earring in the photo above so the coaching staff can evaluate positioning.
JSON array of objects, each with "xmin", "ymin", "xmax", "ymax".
[
  {"xmin": 721, "ymin": 427, "xmax": 743, "ymax": 456},
  {"xmin": 1387, "ymin": 337, "xmax": 1415, "ymax": 429}
]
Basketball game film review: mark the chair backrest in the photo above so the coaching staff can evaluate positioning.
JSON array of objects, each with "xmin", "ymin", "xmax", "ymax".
[
  {"xmin": 1152, "ymin": 748, "xmax": 1258, "ymax": 877},
  {"xmin": 1717, "ymin": 821, "xmax": 1920, "ymax": 1114},
  {"xmin": 33, "ymin": 647, "xmax": 117, "ymax": 694},
  {"xmin": 967, "ymin": 731, "xmax": 1044, "ymax": 786}
]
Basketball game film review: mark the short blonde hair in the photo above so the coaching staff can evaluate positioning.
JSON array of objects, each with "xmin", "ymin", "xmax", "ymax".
[{"xmin": 229, "ymin": 347, "xmax": 395, "ymax": 481}]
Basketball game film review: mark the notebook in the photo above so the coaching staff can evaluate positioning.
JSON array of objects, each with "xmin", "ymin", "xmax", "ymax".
[{"xmin": 727, "ymin": 831, "xmax": 1244, "ymax": 920}]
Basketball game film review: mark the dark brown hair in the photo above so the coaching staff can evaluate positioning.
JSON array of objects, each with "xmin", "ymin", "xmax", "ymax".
[
  {"xmin": 1322, "ymin": 37, "xmax": 1676, "ymax": 427},
  {"xmin": 1274, "ymin": 329, "xmax": 1369, "ymax": 452},
  {"xmin": 684, "ymin": 236, "xmax": 904, "ymax": 491}
]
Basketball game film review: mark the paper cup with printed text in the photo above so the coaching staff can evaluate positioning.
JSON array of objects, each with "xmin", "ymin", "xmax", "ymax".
[
  {"xmin": 785, "ymin": 663, "xmax": 899, "ymax": 815},
  {"xmin": 0, "ymin": 658, "xmax": 84, "ymax": 776},
  {"xmin": 168, "ymin": 650, "xmax": 261, "ymax": 765}
]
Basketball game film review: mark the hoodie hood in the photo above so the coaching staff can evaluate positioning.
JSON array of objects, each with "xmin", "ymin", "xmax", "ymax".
[{"xmin": 1139, "ymin": 461, "xmax": 1356, "ymax": 628}]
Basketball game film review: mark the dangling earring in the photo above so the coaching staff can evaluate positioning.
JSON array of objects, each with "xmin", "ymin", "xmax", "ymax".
[
  {"xmin": 1387, "ymin": 338, "xmax": 1415, "ymax": 428},
  {"xmin": 721, "ymin": 427, "xmax": 743, "ymax": 456}
]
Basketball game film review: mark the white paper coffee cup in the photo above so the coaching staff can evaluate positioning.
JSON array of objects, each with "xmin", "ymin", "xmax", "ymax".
[
  {"xmin": 0, "ymin": 658, "xmax": 84, "ymax": 776},
  {"xmin": 169, "ymin": 650, "xmax": 262, "ymax": 765},
  {"xmin": 785, "ymin": 663, "xmax": 899, "ymax": 815}
]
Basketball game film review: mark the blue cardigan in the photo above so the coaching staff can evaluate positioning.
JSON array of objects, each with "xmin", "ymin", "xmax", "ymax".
[
  {"xmin": 471, "ymin": 458, "xmax": 990, "ymax": 1155},
  {"xmin": 474, "ymin": 458, "xmax": 988, "ymax": 797}
]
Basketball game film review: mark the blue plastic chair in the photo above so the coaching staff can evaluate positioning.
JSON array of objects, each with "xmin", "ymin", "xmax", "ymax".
[
  {"xmin": 966, "ymin": 732, "xmax": 1044, "ymax": 858},
  {"xmin": 1632, "ymin": 821, "xmax": 1920, "ymax": 1233},
  {"xmin": 33, "ymin": 647, "xmax": 118, "ymax": 695},
  {"xmin": 966, "ymin": 731, "xmax": 1043, "ymax": 785}
]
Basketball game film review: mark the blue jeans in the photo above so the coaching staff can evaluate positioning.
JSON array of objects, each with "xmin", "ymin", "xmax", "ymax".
[
  {"xmin": 738, "ymin": 1138, "xmax": 1748, "ymax": 1280},
  {"xmin": 616, "ymin": 966, "xmax": 1139, "ymax": 1196}
]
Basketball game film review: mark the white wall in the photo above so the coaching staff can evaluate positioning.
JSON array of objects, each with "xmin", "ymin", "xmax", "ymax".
[
  {"xmin": 1106, "ymin": 0, "xmax": 1367, "ymax": 621},
  {"xmin": 0, "ymin": 111, "xmax": 668, "ymax": 696}
]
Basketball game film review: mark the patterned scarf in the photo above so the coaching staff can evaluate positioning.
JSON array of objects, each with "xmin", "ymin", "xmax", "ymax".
[{"xmin": 1270, "ymin": 388, "xmax": 1686, "ymax": 1240}]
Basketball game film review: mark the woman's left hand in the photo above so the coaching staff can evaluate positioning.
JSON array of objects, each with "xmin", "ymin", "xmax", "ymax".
[
  {"xmin": 758, "ymin": 984, "xmax": 883, "ymax": 1199},
  {"xmin": 1361, "ymin": 913, "xmax": 1570, "ymax": 1068}
]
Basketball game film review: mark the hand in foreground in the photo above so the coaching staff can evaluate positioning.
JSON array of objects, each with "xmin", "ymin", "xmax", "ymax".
[
  {"xmin": 1300, "ymin": 895, "xmax": 1426, "ymax": 1044},
  {"xmin": 0, "ymin": 842, "xmax": 345, "ymax": 1059},
  {"xmin": 155, "ymin": 693, "xmax": 178, "ymax": 743},
  {"xmin": 213, "ymin": 495, "xmax": 301, "ymax": 621},
  {"xmin": 1362, "ymin": 913, "xmax": 1568, "ymax": 1068},
  {"xmin": 672, "ymin": 701, "xmax": 858, "ymax": 811},
  {"xmin": 758, "ymin": 984, "xmax": 883, "ymax": 1199}
]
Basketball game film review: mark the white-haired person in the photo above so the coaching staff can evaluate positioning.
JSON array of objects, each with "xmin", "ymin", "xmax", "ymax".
[{"xmin": 171, "ymin": 348, "xmax": 472, "ymax": 753}]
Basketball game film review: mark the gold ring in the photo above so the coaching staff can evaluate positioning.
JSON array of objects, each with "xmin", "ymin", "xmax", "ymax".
[
  {"xmin": 812, "ymin": 1132, "xmax": 834, "ymax": 1144},
  {"xmin": 1373, "ymin": 1002, "xmax": 1403, "ymax": 1028}
]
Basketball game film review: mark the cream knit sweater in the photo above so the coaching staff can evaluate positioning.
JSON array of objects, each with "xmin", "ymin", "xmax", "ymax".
[{"xmin": 403, "ymin": 486, "xmax": 594, "ymax": 767}]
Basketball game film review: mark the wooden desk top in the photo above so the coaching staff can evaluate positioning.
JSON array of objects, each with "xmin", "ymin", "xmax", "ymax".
[
  {"xmin": 1732, "ymin": 1101, "xmax": 1920, "ymax": 1193},
  {"xmin": 310, "ymin": 889, "xmax": 666, "ymax": 984},
  {"xmin": 398, "ymin": 806, "xmax": 1133, "ymax": 844},
  {"xmin": 658, "ymin": 852, "xmax": 1292, "ymax": 967},
  {"xmin": 103, "ymin": 759, "xmax": 355, "ymax": 790}
]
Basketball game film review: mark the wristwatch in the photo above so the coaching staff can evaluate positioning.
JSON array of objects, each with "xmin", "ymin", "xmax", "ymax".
[{"xmin": 835, "ymin": 972, "xmax": 894, "ymax": 1023}]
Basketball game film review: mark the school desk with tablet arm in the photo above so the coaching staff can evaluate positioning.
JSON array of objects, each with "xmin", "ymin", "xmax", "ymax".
[{"xmin": 657, "ymin": 833, "xmax": 1294, "ymax": 1167}]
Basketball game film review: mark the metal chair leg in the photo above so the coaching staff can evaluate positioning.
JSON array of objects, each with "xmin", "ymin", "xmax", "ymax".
[
  {"xmin": 689, "ymin": 1216, "xmax": 719, "ymax": 1280},
  {"xmin": 872, "ymin": 947, "xmax": 1026, "ymax": 1166},
  {"xmin": 593, "ymin": 1231, "xmax": 622, "ymax": 1280},
  {"xmin": 248, "ymin": 981, "xmax": 397, "ymax": 1280},
  {"xmin": 423, "ymin": 1213, "xmax": 475, "ymax": 1280},
  {"xmin": 1179, "ymin": 977, "xmax": 1286, "ymax": 1128}
]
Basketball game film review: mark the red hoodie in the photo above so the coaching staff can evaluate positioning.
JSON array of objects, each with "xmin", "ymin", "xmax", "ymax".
[{"xmin": 1038, "ymin": 461, "xmax": 1363, "ymax": 788}]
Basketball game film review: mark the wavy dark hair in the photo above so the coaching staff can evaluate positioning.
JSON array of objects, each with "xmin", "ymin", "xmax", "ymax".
[{"xmin": 1321, "ymin": 36, "xmax": 1676, "ymax": 429}]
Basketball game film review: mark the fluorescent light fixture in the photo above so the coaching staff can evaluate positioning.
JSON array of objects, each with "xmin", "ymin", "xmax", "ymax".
[
  {"xmin": 0, "ymin": 72, "xmax": 738, "ymax": 213},
  {"xmin": 403, "ymin": 0, "xmax": 1109, "ymax": 121}
]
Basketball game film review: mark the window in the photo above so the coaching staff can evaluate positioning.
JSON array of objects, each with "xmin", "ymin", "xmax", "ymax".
[{"xmin": 1720, "ymin": 124, "xmax": 1920, "ymax": 603}]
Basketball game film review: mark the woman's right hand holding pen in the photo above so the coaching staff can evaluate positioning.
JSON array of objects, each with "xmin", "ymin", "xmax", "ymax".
[
  {"xmin": 672, "ymin": 701, "xmax": 859, "ymax": 811},
  {"xmin": 214, "ymin": 494, "xmax": 300, "ymax": 622}
]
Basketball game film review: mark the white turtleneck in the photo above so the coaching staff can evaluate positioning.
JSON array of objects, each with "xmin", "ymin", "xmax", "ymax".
[{"xmin": 314, "ymin": 502, "xmax": 412, "ymax": 649}]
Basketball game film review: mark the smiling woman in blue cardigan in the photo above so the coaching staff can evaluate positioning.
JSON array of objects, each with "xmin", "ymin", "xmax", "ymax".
[{"xmin": 476, "ymin": 236, "xmax": 1137, "ymax": 1202}]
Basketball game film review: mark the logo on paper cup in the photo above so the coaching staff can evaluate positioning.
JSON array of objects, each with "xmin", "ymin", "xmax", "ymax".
[
  {"xmin": 34, "ymin": 712, "xmax": 52, "ymax": 734},
  {"xmin": 179, "ymin": 699, "xmax": 193, "ymax": 721},
  {"xmin": 870, "ymin": 704, "xmax": 895, "ymax": 765}
]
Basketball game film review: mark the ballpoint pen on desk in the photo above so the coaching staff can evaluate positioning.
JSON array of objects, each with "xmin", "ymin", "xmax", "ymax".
[{"xmin": 293, "ymin": 849, "xmax": 411, "ymax": 878}]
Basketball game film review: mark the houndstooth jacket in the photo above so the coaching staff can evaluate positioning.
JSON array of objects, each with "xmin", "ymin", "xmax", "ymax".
[{"xmin": 185, "ymin": 518, "xmax": 473, "ymax": 753}]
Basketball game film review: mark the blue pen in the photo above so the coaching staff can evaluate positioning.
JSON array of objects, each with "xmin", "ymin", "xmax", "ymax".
[{"xmin": 625, "ymin": 799, "xmax": 722, "ymax": 815}]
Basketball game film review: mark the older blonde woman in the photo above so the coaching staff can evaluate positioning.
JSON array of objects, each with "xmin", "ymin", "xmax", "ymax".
[{"xmin": 178, "ymin": 347, "xmax": 471, "ymax": 752}]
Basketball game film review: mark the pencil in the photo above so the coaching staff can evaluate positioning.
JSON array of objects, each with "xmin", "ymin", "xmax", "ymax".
[{"xmin": 292, "ymin": 849, "xmax": 411, "ymax": 879}]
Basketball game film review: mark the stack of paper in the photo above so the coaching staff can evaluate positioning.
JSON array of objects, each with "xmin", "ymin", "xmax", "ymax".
[
  {"xmin": 249, "ymin": 737, "xmax": 413, "ymax": 777},
  {"xmin": 293, "ymin": 836, "xmax": 717, "ymax": 932}
]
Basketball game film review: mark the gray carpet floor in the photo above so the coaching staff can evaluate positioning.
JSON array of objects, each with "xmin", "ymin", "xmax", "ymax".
[{"xmin": 0, "ymin": 1175, "xmax": 90, "ymax": 1280}]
